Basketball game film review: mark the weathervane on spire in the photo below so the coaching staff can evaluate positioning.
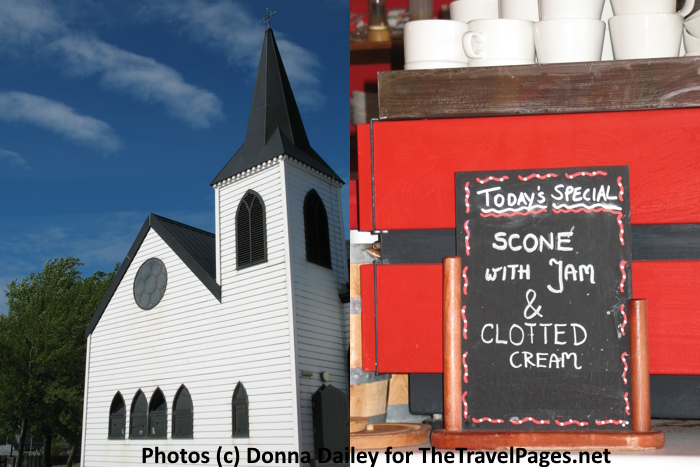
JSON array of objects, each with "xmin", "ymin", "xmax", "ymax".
[{"xmin": 261, "ymin": 8, "xmax": 276, "ymax": 29}]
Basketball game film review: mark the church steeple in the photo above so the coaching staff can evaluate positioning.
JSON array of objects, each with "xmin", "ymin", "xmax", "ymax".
[{"xmin": 211, "ymin": 28, "xmax": 342, "ymax": 185}]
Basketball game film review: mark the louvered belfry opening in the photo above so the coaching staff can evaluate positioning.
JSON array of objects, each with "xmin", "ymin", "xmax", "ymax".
[
  {"xmin": 304, "ymin": 190, "xmax": 332, "ymax": 269},
  {"xmin": 236, "ymin": 190, "xmax": 267, "ymax": 269}
]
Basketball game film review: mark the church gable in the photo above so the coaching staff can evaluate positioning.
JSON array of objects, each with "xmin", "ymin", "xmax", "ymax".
[
  {"xmin": 87, "ymin": 226, "xmax": 222, "ymax": 348},
  {"xmin": 86, "ymin": 214, "xmax": 220, "ymax": 337}
]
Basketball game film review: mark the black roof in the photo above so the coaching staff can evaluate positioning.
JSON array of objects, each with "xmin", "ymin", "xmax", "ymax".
[
  {"xmin": 86, "ymin": 214, "xmax": 220, "ymax": 337},
  {"xmin": 211, "ymin": 28, "xmax": 343, "ymax": 185}
]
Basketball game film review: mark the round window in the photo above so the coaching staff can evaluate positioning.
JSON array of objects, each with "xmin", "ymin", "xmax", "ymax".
[{"xmin": 133, "ymin": 258, "xmax": 167, "ymax": 310}]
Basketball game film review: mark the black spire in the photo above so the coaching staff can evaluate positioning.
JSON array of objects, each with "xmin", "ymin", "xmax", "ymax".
[{"xmin": 211, "ymin": 28, "xmax": 342, "ymax": 185}]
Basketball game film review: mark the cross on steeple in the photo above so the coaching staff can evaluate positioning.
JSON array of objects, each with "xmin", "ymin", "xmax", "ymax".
[{"xmin": 260, "ymin": 8, "xmax": 276, "ymax": 29}]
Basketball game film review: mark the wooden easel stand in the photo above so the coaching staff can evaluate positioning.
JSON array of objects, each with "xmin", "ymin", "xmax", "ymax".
[{"xmin": 432, "ymin": 257, "xmax": 665, "ymax": 450}]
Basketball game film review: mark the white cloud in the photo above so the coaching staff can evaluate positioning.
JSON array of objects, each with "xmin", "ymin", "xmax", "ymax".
[
  {"xmin": 0, "ymin": 0, "xmax": 65, "ymax": 50},
  {"xmin": 142, "ymin": 0, "xmax": 326, "ymax": 110},
  {"xmin": 53, "ymin": 35, "xmax": 224, "ymax": 129},
  {"xmin": 0, "ymin": 149, "xmax": 29, "ymax": 169},
  {"xmin": 0, "ymin": 0, "xmax": 224, "ymax": 129},
  {"xmin": 0, "ymin": 92, "xmax": 121, "ymax": 152}
]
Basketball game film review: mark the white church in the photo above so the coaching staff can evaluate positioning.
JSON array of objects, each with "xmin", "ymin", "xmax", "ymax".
[{"xmin": 80, "ymin": 27, "xmax": 349, "ymax": 466}]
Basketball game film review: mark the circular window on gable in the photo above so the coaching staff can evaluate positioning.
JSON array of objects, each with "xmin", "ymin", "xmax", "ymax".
[{"xmin": 134, "ymin": 258, "xmax": 167, "ymax": 310}]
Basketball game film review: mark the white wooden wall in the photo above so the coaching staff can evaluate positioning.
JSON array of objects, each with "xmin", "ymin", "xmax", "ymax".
[
  {"xmin": 283, "ymin": 160, "xmax": 349, "ymax": 453},
  {"xmin": 84, "ymin": 163, "xmax": 299, "ymax": 467},
  {"xmin": 84, "ymin": 158, "xmax": 348, "ymax": 465}
]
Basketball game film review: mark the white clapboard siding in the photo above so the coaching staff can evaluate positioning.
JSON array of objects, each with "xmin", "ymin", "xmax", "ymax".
[
  {"xmin": 283, "ymin": 160, "xmax": 348, "ymax": 453},
  {"xmin": 84, "ymin": 163, "xmax": 299, "ymax": 467},
  {"xmin": 84, "ymin": 156, "xmax": 348, "ymax": 465}
]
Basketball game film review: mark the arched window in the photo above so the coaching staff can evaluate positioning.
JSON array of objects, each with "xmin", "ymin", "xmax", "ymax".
[
  {"xmin": 237, "ymin": 190, "xmax": 267, "ymax": 269},
  {"xmin": 304, "ymin": 190, "xmax": 332, "ymax": 268},
  {"xmin": 149, "ymin": 388, "xmax": 167, "ymax": 438},
  {"xmin": 232, "ymin": 383, "xmax": 249, "ymax": 438},
  {"xmin": 172, "ymin": 385, "xmax": 193, "ymax": 439},
  {"xmin": 108, "ymin": 392, "xmax": 126, "ymax": 439},
  {"xmin": 130, "ymin": 390, "xmax": 148, "ymax": 438}
]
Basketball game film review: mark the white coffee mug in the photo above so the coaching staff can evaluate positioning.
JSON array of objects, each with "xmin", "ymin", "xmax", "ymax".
[
  {"xmin": 468, "ymin": 58, "xmax": 536, "ymax": 66},
  {"xmin": 404, "ymin": 61, "xmax": 469, "ymax": 70},
  {"xmin": 685, "ymin": 10, "xmax": 700, "ymax": 37},
  {"xmin": 539, "ymin": 0, "xmax": 605, "ymax": 20},
  {"xmin": 500, "ymin": 0, "xmax": 539, "ymax": 22},
  {"xmin": 404, "ymin": 20, "xmax": 471, "ymax": 66},
  {"xmin": 684, "ymin": 28, "xmax": 700, "ymax": 53},
  {"xmin": 611, "ymin": 0, "xmax": 695, "ymax": 16},
  {"xmin": 609, "ymin": 13, "xmax": 683, "ymax": 59},
  {"xmin": 450, "ymin": 0, "xmax": 499, "ymax": 23},
  {"xmin": 534, "ymin": 19, "xmax": 606, "ymax": 63},
  {"xmin": 463, "ymin": 19, "xmax": 536, "ymax": 66}
]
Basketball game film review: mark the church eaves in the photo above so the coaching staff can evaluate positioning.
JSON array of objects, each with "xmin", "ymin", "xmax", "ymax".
[{"xmin": 211, "ymin": 28, "xmax": 343, "ymax": 186}]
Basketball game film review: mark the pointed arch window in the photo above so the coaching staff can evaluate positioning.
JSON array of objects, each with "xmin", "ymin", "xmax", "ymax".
[
  {"xmin": 130, "ymin": 390, "xmax": 148, "ymax": 438},
  {"xmin": 304, "ymin": 190, "xmax": 332, "ymax": 268},
  {"xmin": 237, "ymin": 190, "xmax": 267, "ymax": 269},
  {"xmin": 149, "ymin": 388, "xmax": 167, "ymax": 438},
  {"xmin": 108, "ymin": 392, "xmax": 126, "ymax": 439},
  {"xmin": 232, "ymin": 383, "xmax": 249, "ymax": 438},
  {"xmin": 172, "ymin": 385, "xmax": 193, "ymax": 439}
]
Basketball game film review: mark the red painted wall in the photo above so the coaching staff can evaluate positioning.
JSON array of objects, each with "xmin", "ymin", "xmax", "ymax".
[{"xmin": 358, "ymin": 109, "xmax": 700, "ymax": 376}]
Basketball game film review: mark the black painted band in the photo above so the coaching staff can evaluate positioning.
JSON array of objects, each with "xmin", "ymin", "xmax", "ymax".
[{"xmin": 380, "ymin": 225, "xmax": 700, "ymax": 264}]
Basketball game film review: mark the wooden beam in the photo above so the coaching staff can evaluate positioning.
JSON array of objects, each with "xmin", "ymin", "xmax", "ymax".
[
  {"xmin": 630, "ymin": 299, "xmax": 652, "ymax": 432},
  {"xmin": 378, "ymin": 57, "xmax": 700, "ymax": 120},
  {"xmin": 443, "ymin": 257, "xmax": 462, "ymax": 432}
]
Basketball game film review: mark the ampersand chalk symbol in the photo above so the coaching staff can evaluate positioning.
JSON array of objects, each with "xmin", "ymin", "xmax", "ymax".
[{"xmin": 523, "ymin": 289, "xmax": 543, "ymax": 319}]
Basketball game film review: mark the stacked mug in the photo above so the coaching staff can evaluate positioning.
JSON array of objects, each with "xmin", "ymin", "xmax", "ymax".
[
  {"xmin": 533, "ymin": 0, "xmax": 607, "ymax": 64},
  {"xmin": 454, "ymin": 0, "xmax": 536, "ymax": 66},
  {"xmin": 608, "ymin": 0, "xmax": 694, "ymax": 59},
  {"xmin": 684, "ymin": 9, "xmax": 700, "ymax": 56}
]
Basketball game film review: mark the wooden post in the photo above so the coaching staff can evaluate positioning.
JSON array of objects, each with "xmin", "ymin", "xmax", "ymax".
[
  {"xmin": 629, "ymin": 299, "xmax": 651, "ymax": 432},
  {"xmin": 443, "ymin": 257, "xmax": 462, "ymax": 431}
]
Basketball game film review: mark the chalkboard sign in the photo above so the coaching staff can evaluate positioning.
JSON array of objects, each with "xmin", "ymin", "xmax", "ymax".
[{"xmin": 455, "ymin": 167, "xmax": 632, "ymax": 431}]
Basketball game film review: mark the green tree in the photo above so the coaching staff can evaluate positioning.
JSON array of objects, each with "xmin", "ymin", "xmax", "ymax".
[{"xmin": 0, "ymin": 258, "xmax": 116, "ymax": 467}]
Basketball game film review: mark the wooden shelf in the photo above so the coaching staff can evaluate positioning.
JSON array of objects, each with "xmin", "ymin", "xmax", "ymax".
[
  {"xmin": 377, "ymin": 56, "xmax": 700, "ymax": 120},
  {"xmin": 351, "ymin": 39, "xmax": 404, "ymax": 68}
]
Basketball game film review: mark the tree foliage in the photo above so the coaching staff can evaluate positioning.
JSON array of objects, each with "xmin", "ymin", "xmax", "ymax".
[{"xmin": 0, "ymin": 258, "xmax": 117, "ymax": 460}]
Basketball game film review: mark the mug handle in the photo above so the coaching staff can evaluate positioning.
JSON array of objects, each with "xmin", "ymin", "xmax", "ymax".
[
  {"xmin": 679, "ymin": 0, "xmax": 695, "ymax": 16},
  {"xmin": 463, "ymin": 31, "xmax": 485, "ymax": 59}
]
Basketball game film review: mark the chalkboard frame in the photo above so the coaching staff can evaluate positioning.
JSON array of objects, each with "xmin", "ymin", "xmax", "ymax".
[{"xmin": 455, "ymin": 166, "xmax": 633, "ymax": 431}]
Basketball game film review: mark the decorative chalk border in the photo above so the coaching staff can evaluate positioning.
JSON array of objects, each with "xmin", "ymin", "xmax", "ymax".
[
  {"xmin": 465, "ymin": 182, "xmax": 470, "ymax": 215},
  {"xmin": 555, "ymin": 419, "xmax": 589, "ymax": 427},
  {"xmin": 564, "ymin": 170, "xmax": 608, "ymax": 179},
  {"xmin": 619, "ymin": 304, "xmax": 627, "ymax": 337},
  {"xmin": 464, "ymin": 220, "xmax": 470, "ymax": 257},
  {"xmin": 595, "ymin": 419, "xmax": 630, "ymax": 427},
  {"xmin": 619, "ymin": 260, "xmax": 628, "ymax": 293},
  {"xmin": 461, "ymin": 306, "xmax": 468, "ymax": 340},
  {"xmin": 476, "ymin": 175, "xmax": 509, "ymax": 184},
  {"xmin": 510, "ymin": 417, "xmax": 551, "ymax": 425},
  {"xmin": 519, "ymin": 173, "xmax": 557, "ymax": 181},
  {"xmin": 472, "ymin": 417, "xmax": 504, "ymax": 425},
  {"xmin": 462, "ymin": 352, "xmax": 469, "ymax": 384},
  {"xmin": 617, "ymin": 176, "xmax": 624, "ymax": 201},
  {"xmin": 480, "ymin": 208, "xmax": 548, "ymax": 218}
]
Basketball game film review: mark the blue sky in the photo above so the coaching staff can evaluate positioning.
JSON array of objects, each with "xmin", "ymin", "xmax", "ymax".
[{"xmin": 0, "ymin": 0, "xmax": 349, "ymax": 313}]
